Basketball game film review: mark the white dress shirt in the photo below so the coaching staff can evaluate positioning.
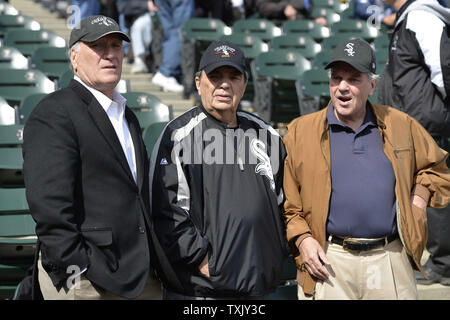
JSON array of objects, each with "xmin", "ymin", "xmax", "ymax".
[{"xmin": 74, "ymin": 76, "xmax": 137, "ymax": 183}]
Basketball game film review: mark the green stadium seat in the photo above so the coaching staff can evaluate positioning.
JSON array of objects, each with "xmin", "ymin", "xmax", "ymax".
[
  {"xmin": 0, "ymin": 147, "xmax": 23, "ymax": 187},
  {"xmin": 19, "ymin": 93, "xmax": 46, "ymax": 125},
  {"xmin": 142, "ymin": 121, "xmax": 168, "ymax": 157},
  {"xmin": 311, "ymin": 7, "xmax": 341, "ymax": 24},
  {"xmin": 312, "ymin": 50, "xmax": 333, "ymax": 69},
  {"xmin": 253, "ymin": 49, "xmax": 311, "ymax": 80},
  {"xmin": 330, "ymin": 19, "xmax": 380, "ymax": 41},
  {"xmin": 0, "ymin": 46, "xmax": 28, "ymax": 70},
  {"xmin": 2, "ymin": 29, "xmax": 66, "ymax": 57},
  {"xmin": 122, "ymin": 92, "xmax": 173, "ymax": 130},
  {"xmin": 0, "ymin": 14, "xmax": 41, "ymax": 38},
  {"xmin": 321, "ymin": 33, "xmax": 357, "ymax": 51},
  {"xmin": 281, "ymin": 20, "xmax": 331, "ymax": 42},
  {"xmin": 30, "ymin": 46, "xmax": 70, "ymax": 81},
  {"xmin": 0, "ymin": 285, "xmax": 18, "ymax": 300},
  {"xmin": 374, "ymin": 34, "xmax": 390, "ymax": 54},
  {"xmin": 181, "ymin": 17, "xmax": 231, "ymax": 42},
  {"xmin": 0, "ymin": 96, "xmax": 15, "ymax": 125},
  {"xmin": 220, "ymin": 33, "xmax": 269, "ymax": 60},
  {"xmin": 0, "ymin": 124, "xmax": 24, "ymax": 187},
  {"xmin": 0, "ymin": 124, "xmax": 23, "ymax": 145},
  {"xmin": 57, "ymin": 68, "xmax": 73, "ymax": 88},
  {"xmin": 314, "ymin": 0, "xmax": 349, "ymax": 13},
  {"xmin": 0, "ymin": 263, "xmax": 30, "ymax": 283},
  {"xmin": 251, "ymin": 49, "xmax": 311, "ymax": 124},
  {"xmin": 219, "ymin": 33, "xmax": 269, "ymax": 107},
  {"xmin": 232, "ymin": 18, "xmax": 282, "ymax": 42},
  {"xmin": 0, "ymin": 187, "xmax": 37, "ymax": 260},
  {"xmin": 270, "ymin": 35, "xmax": 322, "ymax": 60},
  {"xmin": 0, "ymin": 2, "xmax": 19, "ymax": 15},
  {"xmin": 0, "ymin": 68, "xmax": 55, "ymax": 108},
  {"xmin": 180, "ymin": 18, "xmax": 232, "ymax": 99},
  {"xmin": 297, "ymin": 69, "xmax": 330, "ymax": 115}
]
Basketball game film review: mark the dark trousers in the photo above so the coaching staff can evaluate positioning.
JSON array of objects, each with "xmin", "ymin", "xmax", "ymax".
[{"xmin": 426, "ymin": 137, "xmax": 450, "ymax": 276}]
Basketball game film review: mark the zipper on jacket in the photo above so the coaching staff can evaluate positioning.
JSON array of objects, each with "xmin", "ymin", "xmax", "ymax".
[{"xmin": 379, "ymin": 125, "xmax": 418, "ymax": 268}]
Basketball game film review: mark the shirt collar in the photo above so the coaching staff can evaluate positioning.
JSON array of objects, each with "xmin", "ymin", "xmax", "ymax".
[
  {"xmin": 74, "ymin": 75, "xmax": 127, "ymax": 114},
  {"xmin": 327, "ymin": 102, "xmax": 377, "ymax": 131}
]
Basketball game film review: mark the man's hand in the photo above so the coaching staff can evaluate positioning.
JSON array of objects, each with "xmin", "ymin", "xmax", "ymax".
[
  {"xmin": 298, "ymin": 237, "xmax": 331, "ymax": 280},
  {"xmin": 411, "ymin": 194, "xmax": 427, "ymax": 211},
  {"xmin": 199, "ymin": 253, "xmax": 210, "ymax": 277}
]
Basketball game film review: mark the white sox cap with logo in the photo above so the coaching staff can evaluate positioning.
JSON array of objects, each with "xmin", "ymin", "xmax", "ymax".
[
  {"xmin": 69, "ymin": 15, "xmax": 130, "ymax": 48},
  {"xmin": 324, "ymin": 38, "xmax": 376, "ymax": 74}
]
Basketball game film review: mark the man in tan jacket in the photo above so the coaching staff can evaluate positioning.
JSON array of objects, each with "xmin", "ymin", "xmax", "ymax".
[{"xmin": 283, "ymin": 38, "xmax": 450, "ymax": 299}]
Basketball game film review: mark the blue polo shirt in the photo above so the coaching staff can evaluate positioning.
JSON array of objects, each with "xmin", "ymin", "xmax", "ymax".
[{"xmin": 326, "ymin": 104, "xmax": 398, "ymax": 238}]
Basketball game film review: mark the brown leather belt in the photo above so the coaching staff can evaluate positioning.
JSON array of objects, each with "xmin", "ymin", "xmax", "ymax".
[{"xmin": 328, "ymin": 234, "xmax": 398, "ymax": 252}]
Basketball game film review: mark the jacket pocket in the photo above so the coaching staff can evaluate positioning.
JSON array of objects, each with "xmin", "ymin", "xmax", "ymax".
[{"xmin": 81, "ymin": 227, "xmax": 118, "ymax": 272}]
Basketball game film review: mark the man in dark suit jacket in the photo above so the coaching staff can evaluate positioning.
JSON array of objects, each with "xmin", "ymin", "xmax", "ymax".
[{"xmin": 22, "ymin": 15, "xmax": 182, "ymax": 299}]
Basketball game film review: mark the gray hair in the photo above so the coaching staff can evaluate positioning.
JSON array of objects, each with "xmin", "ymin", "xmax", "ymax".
[
  {"xmin": 68, "ymin": 42, "xmax": 80, "ymax": 71},
  {"xmin": 327, "ymin": 69, "xmax": 379, "ymax": 83}
]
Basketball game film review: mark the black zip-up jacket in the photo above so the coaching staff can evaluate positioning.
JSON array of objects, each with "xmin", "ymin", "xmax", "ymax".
[
  {"xmin": 150, "ymin": 105, "xmax": 289, "ymax": 297},
  {"xmin": 378, "ymin": 0, "xmax": 450, "ymax": 138}
]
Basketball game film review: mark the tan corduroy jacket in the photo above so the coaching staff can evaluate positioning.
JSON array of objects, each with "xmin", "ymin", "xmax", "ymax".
[{"xmin": 283, "ymin": 102, "xmax": 450, "ymax": 296}]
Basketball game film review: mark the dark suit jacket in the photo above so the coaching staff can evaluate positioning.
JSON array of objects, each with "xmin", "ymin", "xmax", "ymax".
[{"xmin": 23, "ymin": 80, "xmax": 182, "ymax": 299}]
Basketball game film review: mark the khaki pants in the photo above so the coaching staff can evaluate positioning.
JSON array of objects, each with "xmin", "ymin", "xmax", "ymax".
[
  {"xmin": 298, "ymin": 239, "xmax": 418, "ymax": 300},
  {"xmin": 38, "ymin": 256, "xmax": 162, "ymax": 300}
]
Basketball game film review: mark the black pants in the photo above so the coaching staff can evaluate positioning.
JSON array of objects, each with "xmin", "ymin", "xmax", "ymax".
[{"xmin": 426, "ymin": 137, "xmax": 450, "ymax": 276}]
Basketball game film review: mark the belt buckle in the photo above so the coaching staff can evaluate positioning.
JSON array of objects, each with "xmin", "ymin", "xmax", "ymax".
[{"xmin": 342, "ymin": 237, "xmax": 360, "ymax": 253}]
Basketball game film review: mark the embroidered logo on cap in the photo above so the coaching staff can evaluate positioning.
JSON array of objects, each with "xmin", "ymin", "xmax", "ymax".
[
  {"xmin": 91, "ymin": 16, "xmax": 114, "ymax": 26},
  {"xmin": 214, "ymin": 45, "xmax": 236, "ymax": 58},
  {"xmin": 344, "ymin": 43, "xmax": 355, "ymax": 57}
]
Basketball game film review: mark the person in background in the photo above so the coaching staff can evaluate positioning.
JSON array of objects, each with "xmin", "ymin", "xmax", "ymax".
[
  {"xmin": 151, "ymin": 0, "xmax": 195, "ymax": 93},
  {"xmin": 256, "ymin": 0, "xmax": 327, "ymax": 26},
  {"xmin": 70, "ymin": 0, "xmax": 101, "ymax": 25},
  {"xmin": 353, "ymin": 0, "xmax": 396, "ymax": 28},
  {"xmin": 117, "ymin": 0, "xmax": 158, "ymax": 74}
]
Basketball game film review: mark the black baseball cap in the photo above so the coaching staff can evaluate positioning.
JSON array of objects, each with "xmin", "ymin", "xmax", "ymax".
[
  {"xmin": 69, "ymin": 15, "xmax": 130, "ymax": 48},
  {"xmin": 198, "ymin": 40, "xmax": 247, "ymax": 74},
  {"xmin": 325, "ymin": 38, "xmax": 376, "ymax": 73}
]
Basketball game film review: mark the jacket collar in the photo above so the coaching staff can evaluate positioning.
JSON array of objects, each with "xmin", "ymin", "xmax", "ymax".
[{"xmin": 321, "ymin": 100, "xmax": 387, "ymax": 135}]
